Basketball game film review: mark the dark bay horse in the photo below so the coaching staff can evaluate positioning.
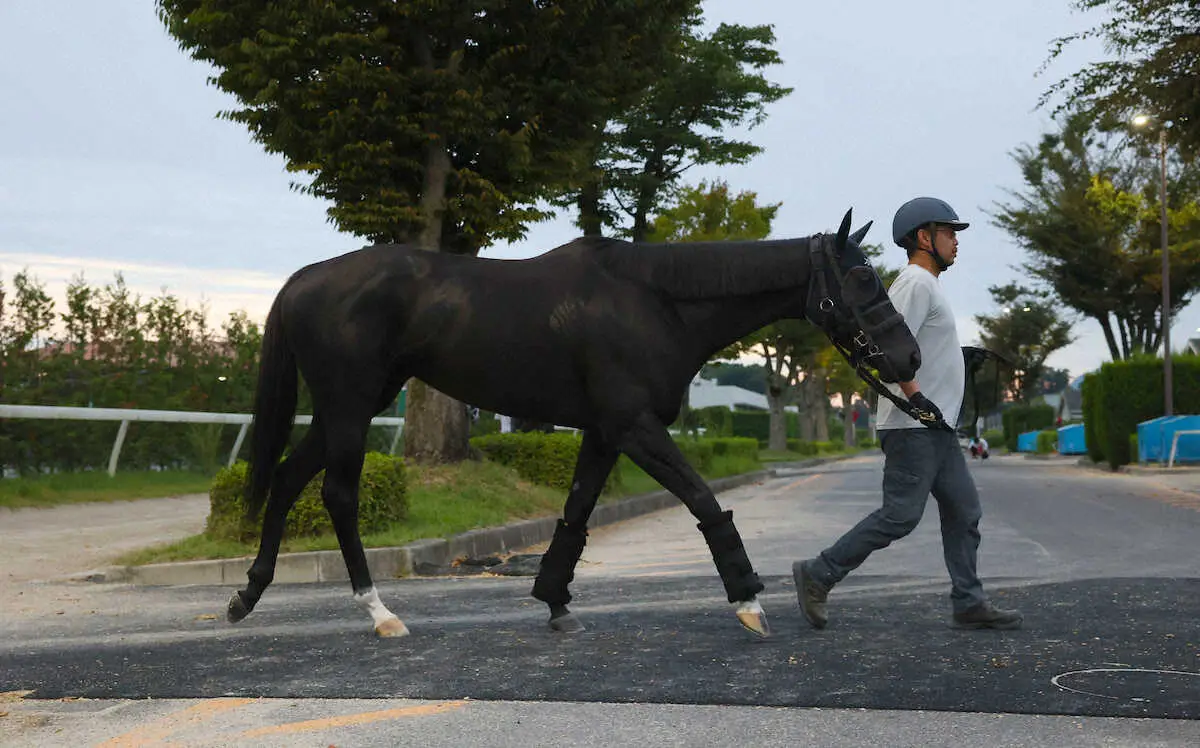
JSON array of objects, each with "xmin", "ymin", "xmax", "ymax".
[{"xmin": 227, "ymin": 210, "xmax": 921, "ymax": 638}]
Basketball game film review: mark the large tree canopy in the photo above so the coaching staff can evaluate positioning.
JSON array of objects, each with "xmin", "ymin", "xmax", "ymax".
[
  {"xmin": 973, "ymin": 283, "xmax": 1075, "ymax": 402},
  {"xmin": 991, "ymin": 113, "xmax": 1200, "ymax": 361},
  {"xmin": 1043, "ymin": 0, "xmax": 1200, "ymax": 155},
  {"xmin": 566, "ymin": 16, "xmax": 790, "ymax": 240},
  {"xmin": 157, "ymin": 0, "xmax": 697, "ymax": 252}
]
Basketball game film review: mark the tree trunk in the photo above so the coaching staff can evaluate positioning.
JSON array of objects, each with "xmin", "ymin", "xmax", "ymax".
[
  {"xmin": 1096, "ymin": 314, "xmax": 1121, "ymax": 360},
  {"xmin": 402, "ymin": 42, "xmax": 471, "ymax": 464},
  {"xmin": 765, "ymin": 372, "xmax": 789, "ymax": 451},
  {"xmin": 808, "ymin": 368, "xmax": 829, "ymax": 442},
  {"xmin": 842, "ymin": 390, "xmax": 856, "ymax": 448}
]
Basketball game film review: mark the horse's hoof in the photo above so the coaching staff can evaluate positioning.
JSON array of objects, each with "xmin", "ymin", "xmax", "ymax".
[
  {"xmin": 227, "ymin": 591, "xmax": 251, "ymax": 624},
  {"xmin": 375, "ymin": 616, "xmax": 410, "ymax": 638},
  {"xmin": 735, "ymin": 599, "xmax": 770, "ymax": 638},
  {"xmin": 549, "ymin": 612, "xmax": 585, "ymax": 633}
]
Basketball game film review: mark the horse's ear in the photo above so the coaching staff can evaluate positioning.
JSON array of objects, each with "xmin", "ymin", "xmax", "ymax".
[
  {"xmin": 836, "ymin": 209, "xmax": 853, "ymax": 248},
  {"xmin": 849, "ymin": 221, "xmax": 873, "ymax": 246}
]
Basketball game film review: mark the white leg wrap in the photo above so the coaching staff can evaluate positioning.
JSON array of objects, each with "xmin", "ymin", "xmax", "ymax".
[{"xmin": 354, "ymin": 587, "xmax": 399, "ymax": 626}]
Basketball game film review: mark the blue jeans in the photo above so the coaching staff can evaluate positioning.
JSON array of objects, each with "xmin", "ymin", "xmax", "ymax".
[{"xmin": 808, "ymin": 428, "xmax": 985, "ymax": 613}]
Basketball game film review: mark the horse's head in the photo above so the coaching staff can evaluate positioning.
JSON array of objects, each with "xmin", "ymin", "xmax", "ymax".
[{"xmin": 806, "ymin": 210, "xmax": 921, "ymax": 384}]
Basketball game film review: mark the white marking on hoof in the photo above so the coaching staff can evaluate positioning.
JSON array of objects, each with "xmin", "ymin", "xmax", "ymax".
[
  {"xmin": 354, "ymin": 587, "xmax": 409, "ymax": 638},
  {"xmin": 734, "ymin": 598, "xmax": 770, "ymax": 637}
]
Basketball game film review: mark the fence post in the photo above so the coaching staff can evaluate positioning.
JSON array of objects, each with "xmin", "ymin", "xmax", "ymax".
[
  {"xmin": 228, "ymin": 422, "xmax": 250, "ymax": 468},
  {"xmin": 390, "ymin": 424, "xmax": 403, "ymax": 456},
  {"xmin": 107, "ymin": 420, "xmax": 130, "ymax": 477}
]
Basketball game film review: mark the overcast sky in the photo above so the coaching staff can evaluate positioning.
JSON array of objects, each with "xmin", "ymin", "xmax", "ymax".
[{"xmin": 2, "ymin": 1, "xmax": 1196, "ymax": 380}]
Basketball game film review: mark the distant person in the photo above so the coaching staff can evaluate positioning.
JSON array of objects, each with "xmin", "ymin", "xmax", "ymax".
[
  {"xmin": 792, "ymin": 197, "xmax": 1022, "ymax": 631},
  {"xmin": 978, "ymin": 435, "xmax": 990, "ymax": 460},
  {"xmin": 968, "ymin": 437, "xmax": 980, "ymax": 459}
]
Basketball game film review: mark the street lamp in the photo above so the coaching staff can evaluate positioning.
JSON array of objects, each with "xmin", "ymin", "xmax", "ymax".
[{"xmin": 1132, "ymin": 113, "xmax": 1172, "ymax": 416}]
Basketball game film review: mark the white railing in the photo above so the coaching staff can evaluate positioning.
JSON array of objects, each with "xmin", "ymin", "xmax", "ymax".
[
  {"xmin": 1167, "ymin": 430, "xmax": 1200, "ymax": 469},
  {"xmin": 0, "ymin": 404, "xmax": 404, "ymax": 476}
]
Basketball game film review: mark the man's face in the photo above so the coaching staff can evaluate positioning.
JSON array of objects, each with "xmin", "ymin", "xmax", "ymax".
[{"xmin": 921, "ymin": 224, "xmax": 959, "ymax": 267}]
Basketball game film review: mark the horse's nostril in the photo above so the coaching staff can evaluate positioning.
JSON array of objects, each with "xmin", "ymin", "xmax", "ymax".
[{"xmin": 911, "ymin": 351, "xmax": 922, "ymax": 371}]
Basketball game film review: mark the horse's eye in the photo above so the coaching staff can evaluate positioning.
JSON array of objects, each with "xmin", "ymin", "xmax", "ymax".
[{"xmin": 841, "ymin": 266, "xmax": 881, "ymax": 306}]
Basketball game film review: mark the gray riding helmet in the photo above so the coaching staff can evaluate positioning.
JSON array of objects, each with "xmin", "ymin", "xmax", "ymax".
[{"xmin": 891, "ymin": 197, "xmax": 970, "ymax": 247}]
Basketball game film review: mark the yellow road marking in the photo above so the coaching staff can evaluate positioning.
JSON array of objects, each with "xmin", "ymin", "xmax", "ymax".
[
  {"xmin": 763, "ymin": 473, "xmax": 821, "ymax": 497},
  {"xmin": 240, "ymin": 700, "xmax": 468, "ymax": 737},
  {"xmin": 99, "ymin": 698, "xmax": 254, "ymax": 747}
]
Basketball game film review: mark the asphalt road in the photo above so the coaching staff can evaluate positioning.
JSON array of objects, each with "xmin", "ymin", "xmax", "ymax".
[{"xmin": 2, "ymin": 453, "xmax": 1198, "ymax": 746}]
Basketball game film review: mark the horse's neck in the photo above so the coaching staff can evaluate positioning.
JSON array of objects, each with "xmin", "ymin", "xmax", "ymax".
[{"xmin": 676, "ymin": 288, "xmax": 808, "ymax": 363}]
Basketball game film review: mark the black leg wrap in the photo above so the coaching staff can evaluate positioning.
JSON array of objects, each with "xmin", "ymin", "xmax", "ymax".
[
  {"xmin": 531, "ymin": 519, "xmax": 588, "ymax": 605},
  {"xmin": 698, "ymin": 510, "xmax": 764, "ymax": 603}
]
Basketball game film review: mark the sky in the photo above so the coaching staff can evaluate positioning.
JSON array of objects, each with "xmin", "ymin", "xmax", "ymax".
[{"xmin": 2, "ymin": 1, "xmax": 1198, "ymax": 381}]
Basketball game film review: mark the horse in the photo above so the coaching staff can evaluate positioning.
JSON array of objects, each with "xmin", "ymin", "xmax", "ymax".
[{"xmin": 226, "ymin": 209, "xmax": 922, "ymax": 639}]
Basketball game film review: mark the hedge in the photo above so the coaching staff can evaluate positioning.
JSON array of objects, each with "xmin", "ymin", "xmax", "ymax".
[
  {"xmin": 1090, "ymin": 355, "xmax": 1200, "ymax": 470},
  {"xmin": 207, "ymin": 451, "xmax": 408, "ymax": 541},
  {"xmin": 1081, "ymin": 374, "xmax": 1105, "ymax": 463},
  {"xmin": 1036, "ymin": 430, "xmax": 1058, "ymax": 454},
  {"xmin": 471, "ymin": 432, "xmax": 762, "ymax": 491},
  {"xmin": 1001, "ymin": 404, "xmax": 1055, "ymax": 453},
  {"xmin": 730, "ymin": 410, "xmax": 799, "ymax": 442}
]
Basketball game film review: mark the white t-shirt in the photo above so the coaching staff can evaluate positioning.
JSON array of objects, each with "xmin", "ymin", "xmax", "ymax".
[{"xmin": 875, "ymin": 263, "xmax": 965, "ymax": 431}]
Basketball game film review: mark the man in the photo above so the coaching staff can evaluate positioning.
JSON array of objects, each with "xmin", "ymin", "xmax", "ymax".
[{"xmin": 792, "ymin": 197, "xmax": 1022, "ymax": 631}]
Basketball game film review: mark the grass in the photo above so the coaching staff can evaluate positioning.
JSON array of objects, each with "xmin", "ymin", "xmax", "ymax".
[
  {"xmin": 0, "ymin": 470, "xmax": 212, "ymax": 509},
  {"xmin": 112, "ymin": 451, "xmax": 782, "ymax": 566}
]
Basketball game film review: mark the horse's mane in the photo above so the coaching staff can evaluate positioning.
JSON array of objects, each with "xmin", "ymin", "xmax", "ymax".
[{"xmin": 575, "ymin": 236, "xmax": 816, "ymax": 300}]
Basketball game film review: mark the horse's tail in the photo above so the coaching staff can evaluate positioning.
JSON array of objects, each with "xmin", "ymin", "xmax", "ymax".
[{"xmin": 244, "ymin": 292, "xmax": 297, "ymax": 519}]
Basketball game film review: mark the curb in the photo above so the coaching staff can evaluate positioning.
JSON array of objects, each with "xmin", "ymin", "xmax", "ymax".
[{"xmin": 96, "ymin": 455, "xmax": 855, "ymax": 588}]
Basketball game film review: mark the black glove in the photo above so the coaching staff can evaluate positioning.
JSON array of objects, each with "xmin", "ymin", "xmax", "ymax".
[{"xmin": 908, "ymin": 392, "xmax": 944, "ymax": 427}]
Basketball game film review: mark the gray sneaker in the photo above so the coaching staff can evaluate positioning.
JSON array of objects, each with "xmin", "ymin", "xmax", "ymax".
[
  {"xmin": 952, "ymin": 601, "xmax": 1023, "ymax": 630},
  {"xmin": 792, "ymin": 560, "xmax": 829, "ymax": 629}
]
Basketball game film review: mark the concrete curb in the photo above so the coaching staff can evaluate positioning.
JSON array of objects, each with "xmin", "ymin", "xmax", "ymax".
[{"xmin": 97, "ymin": 455, "xmax": 854, "ymax": 588}]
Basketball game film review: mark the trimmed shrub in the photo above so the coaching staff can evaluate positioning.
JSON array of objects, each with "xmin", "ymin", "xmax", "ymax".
[
  {"xmin": 981, "ymin": 429, "xmax": 1004, "ymax": 450},
  {"xmin": 786, "ymin": 440, "xmax": 818, "ymax": 455},
  {"xmin": 1094, "ymin": 355, "xmax": 1200, "ymax": 470},
  {"xmin": 1130, "ymin": 432, "xmax": 1139, "ymax": 463},
  {"xmin": 708, "ymin": 437, "xmax": 759, "ymax": 460},
  {"xmin": 471, "ymin": 432, "xmax": 584, "ymax": 491},
  {"xmin": 207, "ymin": 452, "xmax": 408, "ymax": 541},
  {"xmin": 1036, "ymin": 430, "xmax": 1058, "ymax": 454},
  {"xmin": 730, "ymin": 410, "xmax": 799, "ymax": 442},
  {"xmin": 1002, "ymin": 404, "xmax": 1056, "ymax": 452},
  {"xmin": 1081, "ymin": 374, "xmax": 1105, "ymax": 463},
  {"xmin": 693, "ymin": 406, "xmax": 734, "ymax": 437}
]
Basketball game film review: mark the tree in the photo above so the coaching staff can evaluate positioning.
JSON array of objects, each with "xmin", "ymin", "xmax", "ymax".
[
  {"xmin": 1042, "ymin": 1, "xmax": 1200, "ymax": 156},
  {"xmin": 646, "ymin": 181, "xmax": 793, "ymax": 443},
  {"xmin": 991, "ymin": 112, "xmax": 1200, "ymax": 361},
  {"xmin": 973, "ymin": 284, "xmax": 1075, "ymax": 403},
  {"xmin": 567, "ymin": 17, "xmax": 791, "ymax": 240},
  {"xmin": 157, "ymin": 0, "xmax": 697, "ymax": 462}
]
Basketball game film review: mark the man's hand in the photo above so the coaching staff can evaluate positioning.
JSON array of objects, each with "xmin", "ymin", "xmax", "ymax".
[{"xmin": 908, "ymin": 392, "xmax": 944, "ymax": 426}]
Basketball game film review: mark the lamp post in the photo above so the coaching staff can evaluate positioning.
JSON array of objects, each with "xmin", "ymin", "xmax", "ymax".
[{"xmin": 1133, "ymin": 114, "xmax": 1172, "ymax": 416}]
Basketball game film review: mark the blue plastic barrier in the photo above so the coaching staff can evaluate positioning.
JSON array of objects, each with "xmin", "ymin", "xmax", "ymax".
[
  {"xmin": 1138, "ymin": 416, "xmax": 1186, "ymax": 462},
  {"xmin": 1058, "ymin": 423, "xmax": 1086, "ymax": 455},
  {"xmin": 1017, "ymin": 430, "xmax": 1040, "ymax": 453},
  {"xmin": 1162, "ymin": 415, "xmax": 1200, "ymax": 464}
]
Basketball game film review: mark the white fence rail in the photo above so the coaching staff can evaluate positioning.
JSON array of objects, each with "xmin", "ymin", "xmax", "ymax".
[{"xmin": 0, "ymin": 404, "xmax": 404, "ymax": 476}]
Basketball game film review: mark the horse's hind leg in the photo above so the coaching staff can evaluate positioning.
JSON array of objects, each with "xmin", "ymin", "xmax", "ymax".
[
  {"xmin": 322, "ymin": 408, "xmax": 408, "ymax": 638},
  {"xmin": 229, "ymin": 425, "xmax": 326, "ymax": 623},
  {"xmin": 531, "ymin": 430, "xmax": 618, "ymax": 633},
  {"xmin": 615, "ymin": 411, "xmax": 769, "ymax": 637}
]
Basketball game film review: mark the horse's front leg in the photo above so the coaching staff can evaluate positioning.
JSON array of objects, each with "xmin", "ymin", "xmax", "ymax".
[
  {"xmin": 324, "ymin": 426, "xmax": 407, "ymax": 638},
  {"xmin": 531, "ymin": 430, "xmax": 618, "ymax": 633},
  {"xmin": 618, "ymin": 412, "xmax": 769, "ymax": 637}
]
